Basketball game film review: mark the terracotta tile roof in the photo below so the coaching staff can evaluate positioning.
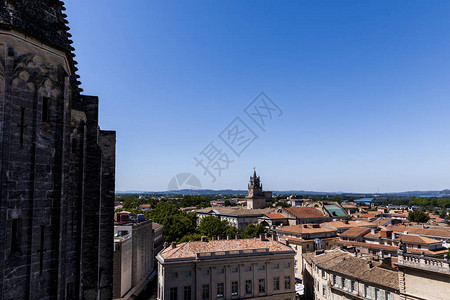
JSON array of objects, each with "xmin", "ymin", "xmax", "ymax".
[
  {"xmin": 287, "ymin": 236, "xmax": 337, "ymax": 244},
  {"xmin": 159, "ymin": 238, "xmax": 294, "ymax": 260},
  {"xmin": 394, "ymin": 234, "xmax": 442, "ymax": 245},
  {"xmin": 285, "ymin": 207, "xmax": 326, "ymax": 219},
  {"xmin": 339, "ymin": 227, "xmax": 371, "ymax": 238},
  {"xmin": 311, "ymin": 250, "xmax": 399, "ymax": 290},
  {"xmin": 265, "ymin": 213, "xmax": 287, "ymax": 219},
  {"xmin": 323, "ymin": 220, "xmax": 377, "ymax": 229},
  {"xmin": 387, "ymin": 225, "xmax": 450, "ymax": 238},
  {"xmin": 276, "ymin": 224, "xmax": 337, "ymax": 235},
  {"xmin": 336, "ymin": 240, "xmax": 448, "ymax": 256},
  {"xmin": 364, "ymin": 232, "xmax": 381, "ymax": 239},
  {"xmin": 195, "ymin": 207, "xmax": 276, "ymax": 216}
]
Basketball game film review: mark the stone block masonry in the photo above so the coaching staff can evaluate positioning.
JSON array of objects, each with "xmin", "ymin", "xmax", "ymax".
[{"xmin": 0, "ymin": 1, "xmax": 116, "ymax": 299}]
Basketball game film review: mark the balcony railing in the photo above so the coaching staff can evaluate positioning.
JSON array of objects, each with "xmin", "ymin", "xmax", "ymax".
[{"xmin": 397, "ymin": 253, "xmax": 450, "ymax": 275}]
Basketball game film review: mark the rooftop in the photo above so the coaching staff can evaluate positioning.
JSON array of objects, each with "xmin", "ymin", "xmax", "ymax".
[
  {"xmin": 339, "ymin": 227, "xmax": 371, "ymax": 238},
  {"xmin": 284, "ymin": 207, "xmax": 327, "ymax": 219},
  {"xmin": 159, "ymin": 238, "xmax": 294, "ymax": 261},
  {"xmin": 336, "ymin": 240, "xmax": 448, "ymax": 256},
  {"xmin": 323, "ymin": 220, "xmax": 377, "ymax": 229},
  {"xmin": 324, "ymin": 205, "xmax": 348, "ymax": 217},
  {"xmin": 311, "ymin": 250, "xmax": 399, "ymax": 290},
  {"xmin": 195, "ymin": 207, "xmax": 276, "ymax": 216},
  {"xmin": 387, "ymin": 225, "xmax": 450, "ymax": 238},
  {"xmin": 152, "ymin": 222, "xmax": 163, "ymax": 230},
  {"xmin": 264, "ymin": 213, "xmax": 287, "ymax": 219},
  {"xmin": 276, "ymin": 224, "xmax": 337, "ymax": 235},
  {"xmin": 394, "ymin": 234, "xmax": 442, "ymax": 245}
]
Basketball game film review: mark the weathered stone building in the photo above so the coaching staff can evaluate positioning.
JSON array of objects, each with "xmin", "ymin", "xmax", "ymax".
[{"xmin": 0, "ymin": 1, "xmax": 116, "ymax": 299}]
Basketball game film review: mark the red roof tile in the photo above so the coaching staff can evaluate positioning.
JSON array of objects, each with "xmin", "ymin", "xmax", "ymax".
[
  {"xmin": 159, "ymin": 238, "xmax": 294, "ymax": 259},
  {"xmin": 265, "ymin": 213, "xmax": 287, "ymax": 219}
]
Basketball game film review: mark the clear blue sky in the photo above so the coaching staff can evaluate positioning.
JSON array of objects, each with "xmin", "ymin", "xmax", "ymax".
[{"xmin": 65, "ymin": 0, "xmax": 450, "ymax": 193}]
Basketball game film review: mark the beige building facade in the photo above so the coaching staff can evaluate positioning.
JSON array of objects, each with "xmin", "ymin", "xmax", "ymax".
[
  {"xmin": 157, "ymin": 237, "xmax": 296, "ymax": 300},
  {"xmin": 396, "ymin": 251, "xmax": 450, "ymax": 300},
  {"xmin": 302, "ymin": 249, "xmax": 401, "ymax": 300}
]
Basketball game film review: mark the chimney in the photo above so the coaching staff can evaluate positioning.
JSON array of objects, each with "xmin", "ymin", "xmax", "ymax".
[
  {"xmin": 371, "ymin": 228, "xmax": 376, "ymax": 234},
  {"xmin": 227, "ymin": 235, "xmax": 230, "ymax": 240},
  {"xmin": 235, "ymin": 234, "xmax": 239, "ymax": 240},
  {"xmin": 163, "ymin": 242, "xmax": 169, "ymax": 249},
  {"xmin": 260, "ymin": 233, "xmax": 267, "ymax": 241},
  {"xmin": 272, "ymin": 234, "xmax": 278, "ymax": 241},
  {"xmin": 367, "ymin": 261, "xmax": 373, "ymax": 269},
  {"xmin": 212, "ymin": 236, "xmax": 216, "ymax": 241},
  {"xmin": 201, "ymin": 236, "xmax": 207, "ymax": 242},
  {"xmin": 285, "ymin": 239, "xmax": 290, "ymax": 246},
  {"xmin": 171, "ymin": 242, "xmax": 177, "ymax": 249}
]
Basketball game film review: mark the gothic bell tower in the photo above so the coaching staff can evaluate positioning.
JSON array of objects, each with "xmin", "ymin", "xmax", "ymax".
[{"xmin": 246, "ymin": 168, "xmax": 267, "ymax": 209}]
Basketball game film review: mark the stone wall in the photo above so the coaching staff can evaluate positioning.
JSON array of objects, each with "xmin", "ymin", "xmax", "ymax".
[{"xmin": 0, "ymin": 3, "xmax": 116, "ymax": 298}]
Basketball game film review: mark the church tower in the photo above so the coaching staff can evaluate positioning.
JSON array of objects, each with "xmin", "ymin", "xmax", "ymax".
[
  {"xmin": 246, "ymin": 168, "xmax": 267, "ymax": 209},
  {"xmin": 0, "ymin": 1, "xmax": 116, "ymax": 299}
]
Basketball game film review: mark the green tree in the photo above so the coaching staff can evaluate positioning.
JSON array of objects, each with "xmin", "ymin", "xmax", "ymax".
[
  {"xmin": 408, "ymin": 210, "xmax": 430, "ymax": 223},
  {"xmin": 198, "ymin": 216, "xmax": 237, "ymax": 238},
  {"xmin": 149, "ymin": 202, "xmax": 197, "ymax": 242},
  {"xmin": 224, "ymin": 200, "xmax": 232, "ymax": 206},
  {"xmin": 275, "ymin": 201, "xmax": 291, "ymax": 208},
  {"xmin": 241, "ymin": 223, "xmax": 268, "ymax": 239},
  {"xmin": 179, "ymin": 233, "xmax": 203, "ymax": 243}
]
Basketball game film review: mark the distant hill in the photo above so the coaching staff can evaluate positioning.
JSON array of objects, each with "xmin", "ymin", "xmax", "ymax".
[{"xmin": 116, "ymin": 189, "xmax": 450, "ymax": 197}]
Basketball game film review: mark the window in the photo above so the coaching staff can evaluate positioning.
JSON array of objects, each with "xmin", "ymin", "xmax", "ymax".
[
  {"xmin": 322, "ymin": 284, "xmax": 327, "ymax": 297},
  {"xmin": 258, "ymin": 265, "xmax": 265, "ymax": 270},
  {"xmin": 183, "ymin": 271, "xmax": 191, "ymax": 277},
  {"xmin": 183, "ymin": 286, "xmax": 191, "ymax": 300},
  {"xmin": 365, "ymin": 285, "xmax": 372, "ymax": 299},
  {"xmin": 42, "ymin": 96, "xmax": 49, "ymax": 122},
  {"xmin": 284, "ymin": 262, "xmax": 291, "ymax": 268},
  {"xmin": 336, "ymin": 276, "xmax": 341, "ymax": 288},
  {"xmin": 344, "ymin": 278, "xmax": 350, "ymax": 291},
  {"xmin": 387, "ymin": 292, "xmax": 393, "ymax": 300},
  {"xmin": 245, "ymin": 280, "xmax": 252, "ymax": 294},
  {"xmin": 273, "ymin": 277, "xmax": 280, "ymax": 291},
  {"xmin": 11, "ymin": 218, "xmax": 19, "ymax": 253},
  {"xmin": 259, "ymin": 279, "xmax": 265, "ymax": 293},
  {"xmin": 273, "ymin": 263, "xmax": 279, "ymax": 269},
  {"xmin": 202, "ymin": 284, "xmax": 209, "ymax": 300},
  {"xmin": 231, "ymin": 266, "xmax": 238, "ymax": 273},
  {"xmin": 231, "ymin": 281, "xmax": 238, "ymax": 296},
  {"xmin": 170, "ymin": 287, "xmax": 177, "ymax": 300},
  {"xmin": 375, "ymin": 288, "xmax": 384, "ymax": 300},
  {"xmin": 352, "ymin": 281, "xmax": 358, "ymax": 293},
  {"xmin": 203, "ymin": 269, "xmax": 210, "ymax": 276},
  {"xmin": 284, "ymin": 276, "xmax": 291, "ymax": 290},
  {"xmin": 321, "ymin": 269, "xmax": 326, "ymax": 279},
  {"xmin": 169, "ymin": 272, "xmax": 178, "ymax": 279},
  {"xmin": 217, "ymin": 283, "xmax": 224, "ymax": 298},
  {"xmin": 217, "ymin": 268, "xmax": 224, "ymax": 274},
  {"xmin": 245, "ymin": 266, "xmax": 252, "ymax": 272}
]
